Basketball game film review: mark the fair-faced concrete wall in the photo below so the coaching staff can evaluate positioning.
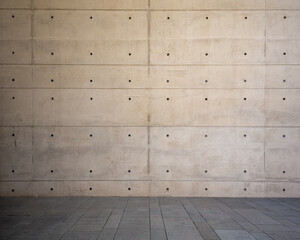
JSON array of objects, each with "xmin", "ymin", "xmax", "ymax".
[{"xmin": 0, "ymin": 0, "xmax": 300, "ymax": 197}]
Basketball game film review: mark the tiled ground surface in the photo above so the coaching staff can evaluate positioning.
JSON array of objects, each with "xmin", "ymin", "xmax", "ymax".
[{"xmin": 0, "ymin": 198, "xmax": 300, "ymax": 240}]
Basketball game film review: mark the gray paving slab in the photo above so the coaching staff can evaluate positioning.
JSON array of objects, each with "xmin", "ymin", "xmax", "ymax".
[
  {"xmin": 61, "ymin": 231, "xmax": 99, "ymax": 240},
  {"xmin": 234, "ymin": 209, "xmax": 279, "ymax": 225},
  {"xmin": 151, "ymin": 229, "xmax": 167, "ymax": 240},
  {"xmin": 216, "ymin": 230, "xmax": 256, "ymax": 240},
  {"xmin": 104, "ymin": 214, "xmax": 122, "ymax": 228},
  {"xmin": 97, "ymin": 228, "xmax": 117, "ymax": 240},
  {"xmin": 1, "ymin": 197, "xmax": 300, "ymax": 240},
  {"xmin": 250, "ymin": 232, "xmax": 273, "ymax": 240},
  {"xmin": 208, "ymin": 219, "xmax": 243, "ymax": 230},
  {"xmin": 195, "ymin": 222, "xmax": 221, "ymax": 240}
]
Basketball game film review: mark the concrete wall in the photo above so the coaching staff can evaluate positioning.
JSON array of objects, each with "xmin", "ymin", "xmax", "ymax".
[{"xmin": 0, "ymin": 0, "xmax": 300, "ymax": 197}]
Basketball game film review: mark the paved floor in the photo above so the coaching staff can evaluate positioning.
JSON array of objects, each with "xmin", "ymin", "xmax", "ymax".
[{"xmin": 0, "ymin": 198, "xmax": 300, "ymax": 240}]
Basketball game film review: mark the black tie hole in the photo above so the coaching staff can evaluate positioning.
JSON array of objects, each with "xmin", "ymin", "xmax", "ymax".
[
  {"xmin": 51, "ymin": 79, "xmax": 54, "ymax": 82},
  {"xmin": 128, "ymin": 187, "xmax": 131, "ymax": 191},
  {"xmin": 128, "ymin": 134, "xmax": 131, "ymax": 137},
  {"xmin": 166, "ymin": 80, "xmax": 169, "ymax": 83},
  {"xmin": 283, "ymin": 52, "xmax": 286, "ymax": 55},
  {"xmin": 283, "ymin": 98, "xmax": 286, "ymax": 101},
  {"xmin": 51, "ymin": 16, "xmax": 54, "ymax": 19},
  {"xmin": 283, "ymin": 79, "xmax": 286, "ymax": 83},
  {"xmin": 12, "ymin": 15, "xmax": 15, "ymax": 18},
  {"xmin": 206, "ymin": 17, "xmax": 208, "ymax": 19},
  {"xmin": 205, "ymin": 98, "xmax": 208, "ymax": 101},
  {"xmin": 244, "ymin": 188, "xmax": 247, "ymax": 191},
  {"xmin": 283, "ymin": 188, "xmax": 286, "ymax": 192},
  {"xmin": 12, "ymin": 133, "xmax": 15, "ymax": 137},
  {"xmin": 244, "ymin": 52, "xmax": 247, "ymax": 56},
  {"xmin": 244, "ymin": 79, "xmax": 247, "ymax": 83},
  {"xmin": 205, "ymin": 135, "xmax": 208, "ymax": 138},
  {"xmin": 129, "ymin": 17, "xmax": 131, "ymax": 20},
  {"xmin": 244, "ymin": 134, "xmax": 247, "ymax": 137},
  {"xmin": 128, "ymin": 80, "xmax": 131, "ymax": 83},
  {"xmin": 50, "ymin": 188, "xmax": 53, "ymax": 191},
  {"xmin": 244, "ymin": 98, "xmax": 247, "ymax": 101},
  {"xmin": 90, "ymin": 97, "xmax": 93, "ymax": 100},
  {"xmin": 167, "ymin": 53, "xmax": 170, "ymax": 56},
  {"xmin": 167, "ymin": 17, "xmax": 170, "ymax": 20},
  {"xmin": 12, "ymin": 51, "xmax": 15, "ymax": 55},
  {"xmin": 12, "ymin": 78, "xmax": 15, "ymax": 82},
  {"xmin": 90, "ymin": 170, "xmax": 92, "ymax": 173},
  {"xmin": 12, "ymin": 170, "xmax": 15, "ymax": 173},
  {"xmin": 90, "ymin": 134, "xmax": 93, "ymax": 137},
  {"xmin": 128, "ymin": 170, "xmax": 131, "ymax": 173},
  {"xmin": 129, "ymin": 53, "xmax": 131, "ymax": 56},
  {"xmin": 205, "ymin": 188, "xmax": 208, "ymax": 191},
  {"xmin": 167, "ymin": 98, "xmax": 169, "ymax": 101},
  {"xmin": 51, "ymin": 97, "xmax": 54, "ymax": 100},
  {"xmin": 205, "ymin": 170, "xmax": 208, "ymax": 173},
  {"xmin": 166, "ymin": 170, "xmax": 169, "ymax": 173},
  {"xmin": 90, "ymin": 187, "xmax": 92, "ymax": 190},
  {"xmin": 12, "ymin": 96, "xmax": 15, "ymax": 100},
  {"xmin": 245, "ymin": 16, "xmax": 247, "ymax": 19},
  {"xmin": 244, "ymin": 170, "xmax": 247, "ymax": 173},
  {"xmin": 205, "ymin": 53, "xmax": 208, "ymax": 56},
  {"xmin": 51, "ymin": 52, "xmax": 54, "ymax": 55},
  {"xmin": 90, "ymin": 52, "xmax": 93, "ymax": 56},
  {"xmin": 283, "ymin": 135, "xmax": 285, "ymax": 138},
  {"xmin": 11, "ymin": 189, "xmax": 15, "ymax": 192},
  {"xmin": 90, "ymin": 79, "xmax": 93, "ymax": 83},
  {"xmin": 51, "ymin": 170, "xmax": 53, "ymax": 173},
  {"xmin": 283, "ymin": 170, "xmax": 285, "ymax": 173},
  {"xmin": 283, "ymin": 16, "xmax": 286, "ymax": 19},
  {"xmin": 205, "ymin": 80, "xmax": 208, "ymax": 83},
  {"xmin": 90, "ymin": 16, "xmax": 93, "ymax": 19},
  {"xmin": 128, "ymin": 97, "xmax": 131, "ymax": 101},
  {"xmin": 166, "ymin": 134, "xmax": 169, "ymax": 137},
  {"xmin": 51, "ymin": 134, "xmax": 54, "ymax": 137},
  {"xmin": 166, "ymin": 188, "xmax": 169, "ymax": 191}
]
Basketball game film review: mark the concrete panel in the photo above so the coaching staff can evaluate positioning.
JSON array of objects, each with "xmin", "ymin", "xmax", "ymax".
[
  {"xmin": 33, "ymin": 40, "xmax": 148, "ymax": 64},
  {"xmin": 151, "ymin": 11, "xmax": 265, "ymax": 40},
  {"xmin": 150, "ymin": 40, "xmax": 265, "ymax": 65},
  {"xmin": 149, "ymin": 66, "xmax": 265, "ymax": 89},
  {"xmin": 34, "ymin": 0, "xmax": 148, "ymax": 10},
  {"xmin": 266, "ymin": 40, "xmax": 300, "ymax": 64},
  {"xmin": 265, "ymin": 89, "xmax": 300, "ymax": 126},
  {"xmin": 0, "ymin": 182, "xmax": 33, "ymax": 197},
  {"xmin": 150, "ymin": 181, "xmax": 266, "ymax": 198},
  {"xmin": 33, "ymin": 89, "xmax": 148, "ymax": 126},
  {"xmin": 32, "ymin": 65, "xmax": 148, "ymax": 89},
  {"xmin": 0, "ymin": 40, "xmax": 31, "ymax": 64},
  {"xmin": 33, "ymin": 127, "xmax": 148, "ymax": 180},
  {"xmin": 149, "ymin": 90, "xmax": 265, "ymax": 126},
  {"xmin": 34, "ymin": 11, "xmax": 147, "ymax": 40},
  {"xmin": 32, "ymin": 181, "xmax": 149, "ymax": 197},
  {"xmin": 265, "ymin": 182, "xmax": 300, "ymax": 197},
  {"xmin": 267, "ymin": 11, "xmax": 300, "ymax": 40},
  {"xmin": 265, "ymin": 128, "xmax": 300, "ymax": 179},
  {"xmin": 266, "ymin": 0, "xmax": 300, "ymax": 10},
  {"xmin": 0, "ymin": 127, "xmax": 33, "ymax": 180},
  {"xmin": 150, "ymin": 127, "xmax": 264, "ymax": 181},
  {"xmin": 0, "ymin": 0, "xmax": 31, "ymax": 9},
  {"xmin": 266, "ymin": 66, "xmax": 300, "ymax": 89},
  {"xmin": 0, "ymin": 65, "xmax": 32, "ymax": 88},
  {"xmin": 150, "ymin": 0, "xmax": 265, "ymax": 10},
  {"xmin": 0, "ymin": 10, "xmax": 31, "ymax": 40},
  {"xmin": 0, "ymin": 89, "xmax": 33, "ymax": 126}
]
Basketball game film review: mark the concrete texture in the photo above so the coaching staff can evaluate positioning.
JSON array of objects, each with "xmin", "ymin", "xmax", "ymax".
[
  {"xmin": 0, "ymin": 0, "xmax": 300, "ymax": 197},
  {"xmin": 1, "ymin": 197, "xmax": 300, "ymax": 240}
]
